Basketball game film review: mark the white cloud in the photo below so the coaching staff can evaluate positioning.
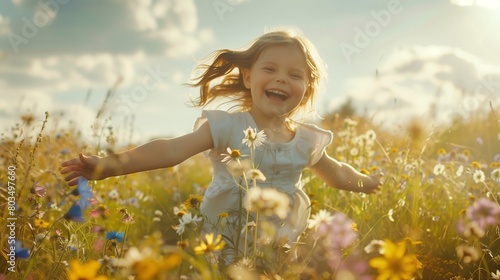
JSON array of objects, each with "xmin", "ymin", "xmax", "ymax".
[
  {"xmin": 0, "ymin": 0, "xmax": 214, "ymax": 57},
  {"xmin": 336, "ymin": 46, "xmax": 500, "ymax": 129}
]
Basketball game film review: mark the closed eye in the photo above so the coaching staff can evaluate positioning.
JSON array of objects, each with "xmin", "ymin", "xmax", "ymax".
[{"xmin": 263, "ymin": 67, "xmax": 275, "ymax": 72}]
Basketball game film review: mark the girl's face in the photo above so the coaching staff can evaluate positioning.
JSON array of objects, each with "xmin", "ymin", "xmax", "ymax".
[{"xmin": 243, "ymin": 44, "xmax": 310, "ymax": 120}]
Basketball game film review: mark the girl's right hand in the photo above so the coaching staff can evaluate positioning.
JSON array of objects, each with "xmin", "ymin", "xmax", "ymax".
[{"xmin": 60, "ymin": 153, "xmax": 108, "ymax": 186}]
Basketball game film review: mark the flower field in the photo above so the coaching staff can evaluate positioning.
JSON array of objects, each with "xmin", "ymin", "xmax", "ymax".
[{"xmin": 1, "ymin": 107, "xmax": 499, "ymax": 279}]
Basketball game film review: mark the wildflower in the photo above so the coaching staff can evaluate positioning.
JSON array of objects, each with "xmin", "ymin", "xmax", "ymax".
[
  {"xmin": 369, "ymin": 239, "xmax": 422, "ymax": 280},
  {"xmin": 456, "ymin": 244, "xmax": 480, "ymax": 264},
  {"xmin": 433, "ymin": 163, "xmax": 445, "ymax": 176},
  {"xmin": 246, "ymin": 169, "xmax": 266, "ymax": 182},
  {"xmin": 245, "ymin": 186, "xmax": 290, "ymax": 219},
  {"xmin": 173, "ymin": 206, "xmax": 186, "ymax": 217},
  {"xmin": 365, "ymin": 129, "xmax": 376, "ymax": 141},
  {"xmin": 350, "ymin": 147, "xmax": 359, "ymax": 157},
  {"xmin": 154, "ymin": 210, "xmax": 163, "ymax": 216},
  {"xmin": 67, "ymin": 259, "xmax": 108, "ymax": 280},
  {"xmin": 89, "ymin": 204, "xmax": 110, "ymax": 219},
  {"xmin": 242, "ymin": 126, "xmax": 266, "ymax": 148},
  {"xmin": 193, "ymin": 233, "xmax": 226, "ymax": 255},
  {"xmin": 175, "ymin": 212, "xmax": 202, "ymax": 235},
  {"xmin": 308, "ymin": 209, "xmax": 334, "ymax": 234},
  {"xmin": 491, "ymin": 168, "xmax": 500, "ymax": 183},
  {"xmin": 456, "ymin": 165, "xmax": 464, "ymax": 177},
  {"xmin": 457, "ymin": 220, "xmax": 485, "ymax": 238},
  {"xmin": 471, "ymin": 161, "xmax": 482, "ymax": 169},
  {"xmin": 472, "ymin": 169, "xmax": 485, "ymax": 183},
  {"xmin": 183, "ymin": 194, "xmax": 203, "ymax": 209},
  {"xmin": 108, "ymin": 189, "xmax": 120, "ymax": 200},
  {"xmin": 221, "ymin": 147, "xmax": 246, "ymax": 164},
  {"xmin": 326, "ymin": 212, "xmax": 358, "ymax": 249},
  {"xmin": 437, "ymin": 148, "xmax": 446, "ymax": 155},
  {"xmin": 466, "ymin": 198, "xmax": 500, "ymax": 230},
  {"xmin": 64, "ymin": 203, "xmax": 85, "ymax": 223},
  {"xmin": 15, "ymin": 241, "xmax": 30, "ymax": 259},
  {"xmin": 30, "ymin": 181, "xmax": 46, "ymax": 197},
  {"xmin": 227, "ymin": 158, "xmax": 252, "ymax": 177},
  {"xmin": 67, "ymin": 177, "xmax": 95, "ymax": 210},
  {"xmin": 34, "ymin": 219, "xmax": 50, "ymax": 228},
  {"xmin": 105, "ymin": 231, "xmax": 126, "ymax": 243},
  {"xmin": 364, "ymin": 239, "xmax": 385, "ymax": 254},
  {"xmin": 491, "ymin": 270, "xmax": 500, "ymax": 280},
  {"xmin": 388, "ymin": 209, "xmax": 395, "ymax": 222},
  {"xmin": 119, "ymin": 208, "xmax": 134, "ymax": 223},
  {"xmin": 121, "ymin": 247, "xmax": 181, "ymax": 279}
]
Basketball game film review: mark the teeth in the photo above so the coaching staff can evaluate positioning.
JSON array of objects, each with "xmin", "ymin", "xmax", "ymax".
[{"xmin": 267, "ymin": 89, "xmax": 287, "ymax": 96}]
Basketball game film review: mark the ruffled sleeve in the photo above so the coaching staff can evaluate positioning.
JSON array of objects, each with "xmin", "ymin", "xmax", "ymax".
[
  {"xmin": 193, "ymin": 110, "xmax": 231, "ymax": 155},
  {"xmin": 298, "ymin": 123, "xmax": 333, "ymax": 166}
]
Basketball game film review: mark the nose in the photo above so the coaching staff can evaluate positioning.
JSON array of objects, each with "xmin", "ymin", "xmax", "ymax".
[{"xmin": 275, "ymin": 72, "xmax": 287, "ymax": 84}]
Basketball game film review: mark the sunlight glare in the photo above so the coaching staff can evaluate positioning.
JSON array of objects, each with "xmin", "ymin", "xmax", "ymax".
[{"xmin": 450, "ymin": 0, "xmax": 500, "ymax": 9}]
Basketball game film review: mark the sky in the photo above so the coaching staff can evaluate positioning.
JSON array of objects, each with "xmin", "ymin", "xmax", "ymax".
[{"xmin": 0, "ymin": 0, "xmax": 499, "ymax": 146}]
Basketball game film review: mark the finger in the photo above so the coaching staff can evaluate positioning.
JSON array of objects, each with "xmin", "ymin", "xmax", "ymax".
[
  {"xmin": 67, "ymin": 177, "xmax": 79, "ymax": 186},
  {"xmin": 60, "ymin": 166, "xmax": 79, "ymax": 174},
  {"xmin": 61, "ymin": 157, "xmax": 81, "ymax": 167},
  {"xmin": 65, "ymin": 172, "xmax": 82, "ymax": 183},
  {"xmin": 79, "ymin": 153, "xmax": 91, "ymax": 164}
]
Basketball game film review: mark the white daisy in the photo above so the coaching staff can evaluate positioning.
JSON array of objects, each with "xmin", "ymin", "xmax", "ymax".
[
  {"xmin": 433, "ymin": 163, "xmax": 445, "ymax": 176},
  {"xmin": 308, "ymin": 209, "xmax": 334, "ymax": 231},
  {"xmin": 242, "ymin": 126, "xmax": 266, "ymax": 148},
  {"xmin": 245, "ymin": 186, "xmax": 290, "ymax": 219},
  {"xmin": 472, "ymin": 169, "xmax": 485, "ymax": 183}
]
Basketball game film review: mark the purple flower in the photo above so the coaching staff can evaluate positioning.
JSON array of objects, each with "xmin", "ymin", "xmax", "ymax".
[
  {"xmin": 327, "ymin": 212, "xmax": 358, "ymax": 249},
  {"xmin": 30, "ymin": 181, "xmax": 46, "ymax": 197},
  {"xmin": 466, "ymin": 198, "xmax": 500, "ymax": 231}
]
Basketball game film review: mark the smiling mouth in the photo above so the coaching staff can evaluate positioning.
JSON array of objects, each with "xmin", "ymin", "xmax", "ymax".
[{"xmin": 265, "ymin": 89, "xmax": 288, "ymax": 101}]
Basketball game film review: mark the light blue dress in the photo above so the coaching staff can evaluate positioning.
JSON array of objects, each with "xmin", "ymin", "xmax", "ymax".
[{"xmin": 193, "ymin": 110, "xmax": 333, "ymax": 251}]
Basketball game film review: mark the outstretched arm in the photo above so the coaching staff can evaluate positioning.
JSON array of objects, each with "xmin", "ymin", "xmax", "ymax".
[
  {"xmin": 310, "ymin": 152, "xmax": 382, "ymax": 193},
  {"xmin": 60, "ymin": 122, "xmax": 214, "ymax": 185}
]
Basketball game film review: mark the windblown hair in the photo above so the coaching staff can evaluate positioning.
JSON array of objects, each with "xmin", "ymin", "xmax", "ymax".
[{"xmin": 188, "ymin": 28, "xmax": 327, "ymax": 119}]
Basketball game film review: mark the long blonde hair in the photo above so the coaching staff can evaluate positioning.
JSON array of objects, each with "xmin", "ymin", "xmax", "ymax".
[{"xmin": 189, "ymin": 28, "xmax": 326, "ymax": 119}]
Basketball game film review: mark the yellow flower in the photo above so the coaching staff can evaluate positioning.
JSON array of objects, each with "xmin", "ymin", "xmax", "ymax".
[
  {"xmin": 437, "ymin": 148, "xmax": 446, "ymax": 155},
  {"xmin": 132, "ymin": 254, "xmax": 182, "ymax": 280},
  {"xmin": 67, "ymin": 259, "xmax": 108, "ymax": 280},
  {"xmin": 193, "ymin": 233, "xmax": 226, "ymax": 255},
  {"xmin": 351, "ymin": 223, "xmax": 358, "ymax": 232},
  {"xmin": 369, "ymin": 239, "xmax": 422, "ymax": 280},
  {"xmin": 183, "ymin": 194, "xmax": 203, "ymax": 209},
  {"xmin": 34, "ymin": 219, "xmax": 50, "ymax": 228},
  {"xmin": 471, "ymin": 161, "xmax": 482, "ymax": 169},
  {"xmin": 218, "ymin": 212, "xmax": 229, "ymax": 218}
]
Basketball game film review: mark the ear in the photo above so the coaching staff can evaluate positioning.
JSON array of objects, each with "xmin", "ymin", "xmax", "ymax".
[{"xmin": 242, "ymin": 68, "xmax": 251, "ymax": 89}]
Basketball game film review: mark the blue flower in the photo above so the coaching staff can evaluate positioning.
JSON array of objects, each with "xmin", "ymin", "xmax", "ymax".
[
  {"xmin": 105, "ymin": 231, "xmax": 125, "ymax": 243},
  {"xmin": 64, "ymin": 203, "xmax": 84, "ymax": 223},
  {"xmin": 15, "ymin": 241, "xmax": 30, "ymax": 259},
  {"xmin": 62, "ymin": 177, "xmax": 94, "ymax": 209}
]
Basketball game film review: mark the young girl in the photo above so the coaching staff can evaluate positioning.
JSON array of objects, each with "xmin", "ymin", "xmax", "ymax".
[{"xmin": 60, "ymin": 28, "xmax": 381, "ymax": 262}]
